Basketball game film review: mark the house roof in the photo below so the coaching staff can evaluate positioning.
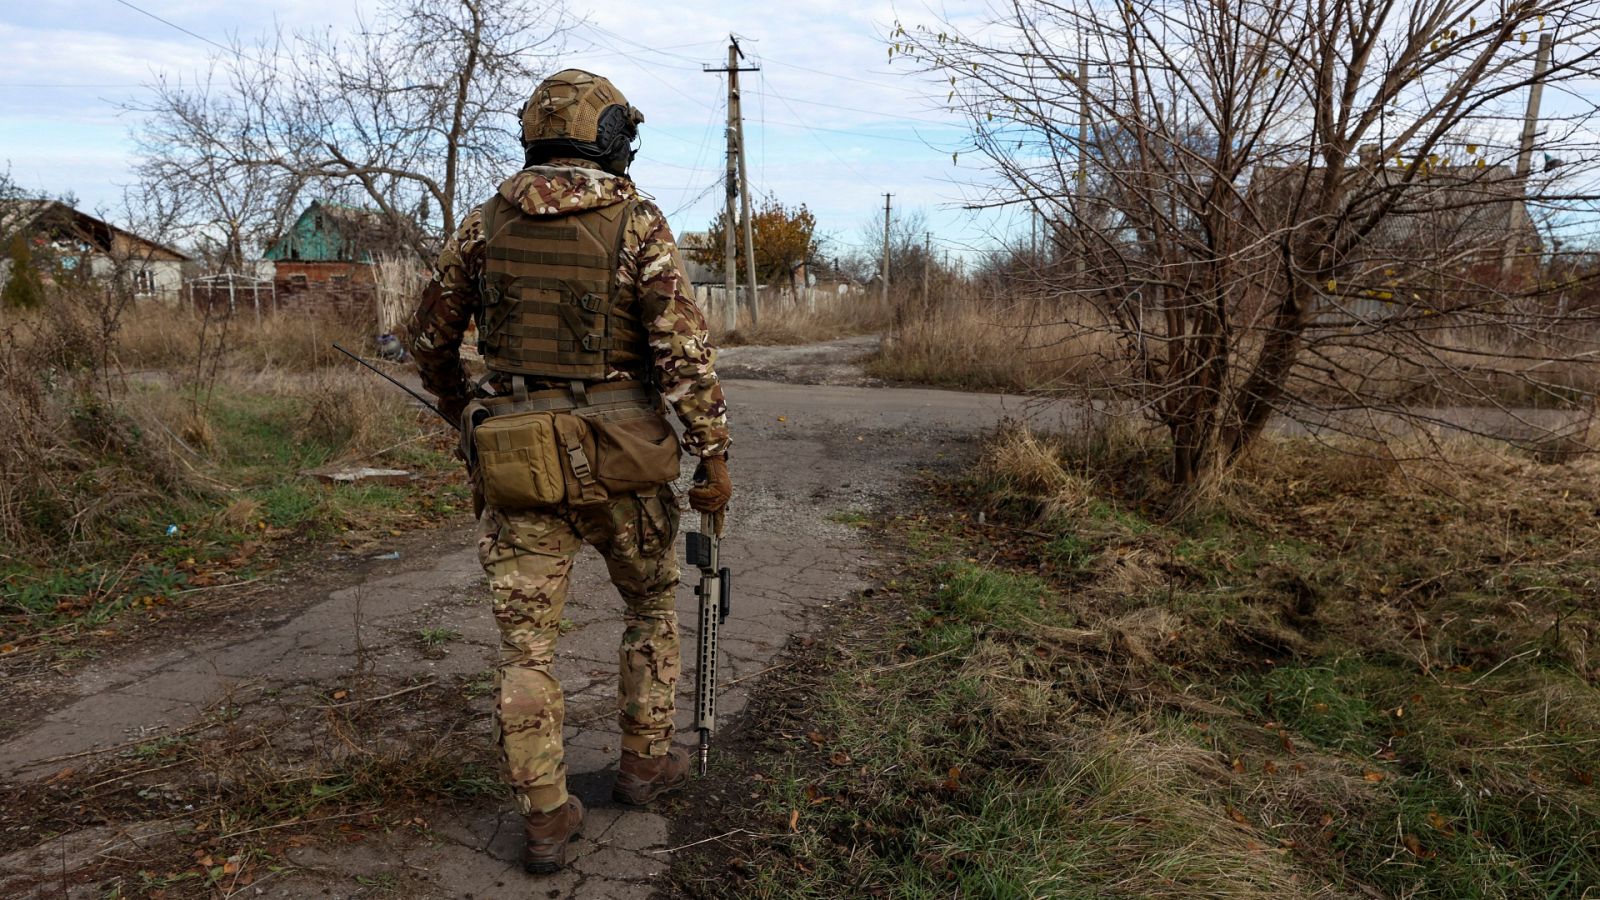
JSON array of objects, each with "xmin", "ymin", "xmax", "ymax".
[
  {"xmin": 1251, "ymin": 163, "xmax": 1538, "ymax": 256},
  {"xmin": 0, "ymin": 199, "xmax": 192, "ymax": 261},
  {"xmin": 263, "ymin": 199, "xmax": 422, "ymax": 262}
]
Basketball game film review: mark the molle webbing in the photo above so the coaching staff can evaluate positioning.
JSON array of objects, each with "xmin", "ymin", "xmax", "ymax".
[{"xmin": 478, "ymin": 195, "xmax": 646, "ymax": 380}]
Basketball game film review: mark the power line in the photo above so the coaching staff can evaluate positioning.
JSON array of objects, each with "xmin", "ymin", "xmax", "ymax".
[
  {"xmin": 759, "ymin": 90, "xmax": 957, "ymax": 127},
  {"xmin": 576, "ymin": 30, "xmax": 717, "ymax": 112},
  {"xmin": 110, "ymin": 0, "xmax": 248, "ymax": 61},
  {"xmin": 578, "ymin": 23, "xmax": 709, "ymax": 67},
  {"xmin": 760, "ymin": 84, "xmax": 872, "ymax": 180},
  {"xmin": 762, "ymin": 57, "xmax": 924, "ymax": 94},
  {"xmin": 667, "ymin": 174, "xmax": 727, "ymax": 219}
]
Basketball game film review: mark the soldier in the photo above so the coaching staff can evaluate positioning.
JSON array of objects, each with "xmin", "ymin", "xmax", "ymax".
[{"xmin": 405, "ymin": 69, "xmax": 733, "ymax": 875}]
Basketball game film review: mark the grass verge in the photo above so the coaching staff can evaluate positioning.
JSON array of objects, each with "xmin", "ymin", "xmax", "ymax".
[
  {"xmin": 1, "ymin": 298, "xmax": 464, "ymax": 664},
  {"xmin": 672, "ymin": 425, "xmax": 1600, "ymax": 898}
]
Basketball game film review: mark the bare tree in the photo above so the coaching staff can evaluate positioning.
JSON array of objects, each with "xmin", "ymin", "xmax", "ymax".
[
  {"xmin": 130, "ymin": 62, "xmax": 305, "ymax": 272},
  {"xmin": 898, "ymin": 0, "xmax": 1600, "ymax": 493},
  {"xmin": 130, "ymin": 0, "xmax": 572, "ymax": 256}
]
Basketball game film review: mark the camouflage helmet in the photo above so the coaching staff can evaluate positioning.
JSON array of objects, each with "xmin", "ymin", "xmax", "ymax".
[{"xmin": 521, "ymin": 69, "xmax": 645, "ymax": 174}]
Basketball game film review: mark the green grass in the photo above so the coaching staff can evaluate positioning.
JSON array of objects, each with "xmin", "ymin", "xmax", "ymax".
[
  {"xmin": 416, "ymin": 627, "xmax": 461, "ymax": 650},
  {"xmin": 828, "ymin": 509, "xmax": 871, "ymax": 528}
]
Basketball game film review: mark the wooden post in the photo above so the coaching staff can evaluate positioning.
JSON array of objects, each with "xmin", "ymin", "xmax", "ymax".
[{"xmin": 733, "ymin": 65, "xmax": 760, "ymax": 327}]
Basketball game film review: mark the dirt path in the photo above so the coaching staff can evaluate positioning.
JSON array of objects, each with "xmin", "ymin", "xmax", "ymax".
[{"xmin": 0, "ymin": 338, "xmax": 1060, "ymax": 898}]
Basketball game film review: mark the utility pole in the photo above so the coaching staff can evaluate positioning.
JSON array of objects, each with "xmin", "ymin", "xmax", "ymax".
[
  {"xmin": 921, "ymin": 231, "xmax": 932, "ymax": 313},
  {"xmin": 881, "ymin": 193, "xmax": 892, "ymax": 309},
  {"xmin": 1516, "ymin": 33, "xmax": 1553, "ymax": 179},
  {"xmin": 1509, "ymin": 33, "xmax": 1553, "ymax": 273},
  {"xmin": 705, "ymin": 37, "xmax": 761, "ymax": 331}
]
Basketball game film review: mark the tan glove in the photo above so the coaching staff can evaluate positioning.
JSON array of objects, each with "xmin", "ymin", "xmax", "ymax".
[{"xmin": 687, "ymin": 454, "xmax": 732, "ymax": 513}]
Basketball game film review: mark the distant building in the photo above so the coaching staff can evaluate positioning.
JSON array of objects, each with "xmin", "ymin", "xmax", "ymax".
[
  {"xmin": 0, "ymin": 199, "xmax": 190, "ymax": 301},
  {"xmin": 1250, "ymin": 150, "xmax": 1542, "ymax": 322},
  {"xmin": 263, "ymin": 200, "xmax": 420, "ymax": 306},
  {"xmin": 676, "ymin": 231, "xmax": 723, "ymax": 285}
]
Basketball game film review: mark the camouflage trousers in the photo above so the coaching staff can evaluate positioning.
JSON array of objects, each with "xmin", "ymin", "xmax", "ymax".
[{"xmin": 477, "ymin": 485, "xmax": 681, "ymax": 815}]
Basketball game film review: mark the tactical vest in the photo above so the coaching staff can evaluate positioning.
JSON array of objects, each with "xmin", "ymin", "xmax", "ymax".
[{"xmin": 476, "ymin": 194, "xmax": 646, "ymax": 382}]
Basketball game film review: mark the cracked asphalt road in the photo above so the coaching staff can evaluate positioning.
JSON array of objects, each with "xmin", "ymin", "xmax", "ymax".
[
  {"xmin": 0, "ymin": 337, "xmax": 1067, "ymax": 898},
  {"xmin": 2, "ymin": 334, "xmax": 1581, "ymax": 898}
]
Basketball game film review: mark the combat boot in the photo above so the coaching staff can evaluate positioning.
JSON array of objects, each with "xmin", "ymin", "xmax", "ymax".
[
  {"xmin": 612, "ymin": 747, "xmax": 691, "ymax": 806},
  {"xmin": 523, "ymin": 796, "xmax": 583, "ymax": 874}
]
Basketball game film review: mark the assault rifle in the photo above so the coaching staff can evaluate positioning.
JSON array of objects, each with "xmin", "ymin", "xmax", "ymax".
[
  {"xmin": 685, "ymin": 511, "xmax": 731, "ymax": 775},
  {"xmin": 331, "ymin": 343, "xmax": 454, "ymax": 427}
]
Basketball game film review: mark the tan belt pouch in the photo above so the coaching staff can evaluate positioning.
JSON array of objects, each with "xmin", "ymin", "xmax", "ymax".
[
  {"xmin": 472, "ymin": 411, "xmax": 567, "ymax": 508},
  {"xmin": 471, "ymin": 402, "xmax": 682, "ymax": 510}
]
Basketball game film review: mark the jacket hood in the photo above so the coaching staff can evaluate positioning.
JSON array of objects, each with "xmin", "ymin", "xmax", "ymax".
[{"xmin": 497, "ymin": 164, "xmax": 637, "ymax": 217}]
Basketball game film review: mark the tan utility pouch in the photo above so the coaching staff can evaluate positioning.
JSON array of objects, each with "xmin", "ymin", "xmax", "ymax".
[
  {"xmin": 471, "ymin": 404, "xmax": 682, "ymax": 510},
  {"xmin": 471, "ymin": 411, "xmax": 568, "ymax": 508}
]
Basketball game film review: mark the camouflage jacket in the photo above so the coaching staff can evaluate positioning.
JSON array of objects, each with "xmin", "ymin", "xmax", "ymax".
[{"xmin": 406, "ymin": 161, "xmax": 730, "ymax": 457}]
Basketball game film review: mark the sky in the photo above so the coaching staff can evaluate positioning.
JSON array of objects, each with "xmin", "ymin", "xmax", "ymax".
[
  {"xmin": 4, "ymin": 2, "xmax": 1590, "ymax": 262},
  {"xmin": 0, "ymin": 0, "xmax": 1008, "ymax": 262}
]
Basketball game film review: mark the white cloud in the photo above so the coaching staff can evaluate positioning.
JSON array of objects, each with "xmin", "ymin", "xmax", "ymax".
[{"xmin": 0, "ymin": 0, "xmax": 1004, "ymax": 252}]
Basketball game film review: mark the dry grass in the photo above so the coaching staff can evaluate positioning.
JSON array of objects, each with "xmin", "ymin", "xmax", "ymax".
[
  {"xmin": 711, "ymin": 421, "xmax": 1600, "ymax": 898},
  {"xmin": 114, "ymin": 302, "xmax": 376, "ymax": 373},
  {"xmin": 0, "ymin": 307, "xmax": 195, "ymax": 553},
  {"xmin": 0, "ymin": 673, "xmax": 500, "ymax": 896},
  {"xmin": 0, "ymin": 291, "xmax": 453, "ymax": 650},
  {"xmin": 978, "ymin": 420, "xmax": 1095, "ymax": 516},
  {"xmin": 868, "ymin": 298, "xmax": 1124, "ymax": 392},
  {"xmin": 711, "ymin": 289, "xmax": 895, "ymax": 346},
  {"xmin": 868, "ymin": 296, "xmax": 1600, "ymax": 419}
]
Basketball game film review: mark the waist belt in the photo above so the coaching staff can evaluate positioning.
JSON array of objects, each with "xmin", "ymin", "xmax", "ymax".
[{"xmin": 479, "ymin": 379, "xmax": 654, "ymax": 417}]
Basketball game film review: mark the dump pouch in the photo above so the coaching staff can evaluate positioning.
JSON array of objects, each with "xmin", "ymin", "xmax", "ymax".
[{"xmin": 588, "ymin": 408, "xmax": 682, "ymax": 494}]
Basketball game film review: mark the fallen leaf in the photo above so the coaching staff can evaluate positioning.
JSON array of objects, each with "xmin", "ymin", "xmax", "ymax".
[
  {"xmin": 788, "ymin": 809, "xmax": 800, "ymax": 832},
  {"xmin": 1231, "ymin": 757, "xmax": 1246, "ymax": 774},
  {"xmin": 46, "ymin": 766, "xmax": 76, "ymax": 785},
  {"xmin": 805, "ymin": 730, "xmax": 827, "ymax": 747},
  {"xmin": 829, "ymin": 751, "xmax": 851, "ymax": 767},
  {"xmin": 804, "ymin": 784, "xmax": 822, "ymax": 804},
  {"xmin": 1363, "ymin": 769, "xmax": 1386, "ymax": 783},
  {"xmin": 222, "ymin": 861, "xmax": 239, "ymax": 875},
  {"xmin": 1402, "ymin": 833, "xmax": 1435, "ymax": 858},
  {"xmin": 1573, "ymin": 769, "xmax": 1594, "ymax": 787},
  {"xmin": 1226, "ymin": 804, "xmax": 1250, "ymax": 825},
  {"xmin": 1426, "ymin": 810, "xmax": 1454, "ymax": 835},
  {"xmin": 332, "ymin": 689, "xmax": 349, "ymax": 701},
  {"xmin": 0, "ymin": 644, "xmax": 17, "ymax": 654},
  {"xmin": 1263, "ymin": 760, "xmax": 1279, "ymax": 775}
]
